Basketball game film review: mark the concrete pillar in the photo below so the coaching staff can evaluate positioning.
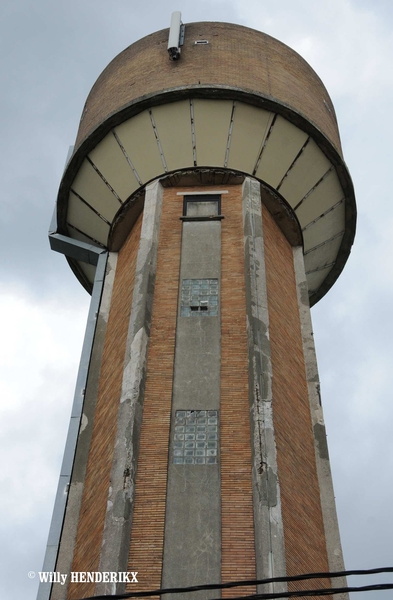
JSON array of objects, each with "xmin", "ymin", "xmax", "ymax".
[
  {"xmin": 96, "ymin": 180, "xmax": 163, "ymax": 596},
  {"xmin": 242, "ymin": 178, "xmax": 287, "ymax": 595},
  {"xmin": 51, "ymin": 252, "xmax": 116, "ymax": 600},
  {"xmin": 293, "ymin": 246, "xmax": 348, "ymax": 600}
]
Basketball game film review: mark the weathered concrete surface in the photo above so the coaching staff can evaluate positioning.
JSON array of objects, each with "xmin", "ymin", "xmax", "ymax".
[
  {"xmin": 163, "ymin": 465, "xmax": 221, "ymax": 596},
  {"xmin": 96, "ymin": 180, "xmax": 163, "ymax": 596},
  {"xmin": 51, "ymin": 252, "xmax": 116, "ymax": 600},
  {"xmin": 242, "ymin": 177, "xmax": 287, "ymax": 595},
  {"xmin": 172, "ymin": 220, "xmax": 221, "ymax": 407},
  {"xmin": 293, "ymin": 245, "xmax": 348, "ymax": 600},
  {"xmin": 162, "ymin": 216, "xmax": 221, "ymax": 599}
]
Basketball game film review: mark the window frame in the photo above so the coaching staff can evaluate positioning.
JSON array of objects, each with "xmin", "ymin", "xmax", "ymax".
[{"xmin": 182, "ymin": 194, "xmax": 221, "ymax": 217}]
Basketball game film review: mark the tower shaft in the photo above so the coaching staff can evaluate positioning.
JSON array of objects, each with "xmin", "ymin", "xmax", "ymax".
[{"xmin": 50, "ymin": 179, "xmax": 345, "ymax": 600}]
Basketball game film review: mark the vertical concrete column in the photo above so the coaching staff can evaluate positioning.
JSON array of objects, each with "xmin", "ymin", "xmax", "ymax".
[
  {"xmin": 293, "ymin": 246, "xmax": 348, "ymax": 600},
  {"xmin": 50, "ymin": 252, "xmax": 115, "ymax": 600},
  {"xmin": 162, "ymin": 213, "xmax": 221, "ymax": 598},
  {"xmin": 242, "ymin": 178, "xmax": 287, "ymax": 595},
  {"xmin": 96, "ymin": 180, "xmax": 163, "ymax": 596}
]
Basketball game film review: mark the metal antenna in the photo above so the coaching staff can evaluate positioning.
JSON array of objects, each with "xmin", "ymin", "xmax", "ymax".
[{"xmin": 168, "ymin": 11, "xmax": 184, "ymax": 60}]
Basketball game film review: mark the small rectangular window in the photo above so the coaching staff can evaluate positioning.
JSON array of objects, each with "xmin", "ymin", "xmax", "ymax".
[
  {"xmin": 173, "ymin": 410, "xmax": 218, "ymax": 464},
  {"xmin": 183, "ymin": 194, "xmax": 220, "ymax": 217},
  {"xmin": 180, "ymin": 279, "xmax": 219, "ymax": 317}
]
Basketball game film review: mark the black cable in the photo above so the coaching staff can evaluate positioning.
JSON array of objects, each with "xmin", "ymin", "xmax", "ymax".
[
  {"xmin": 212, "ymin": 582, "xmax": 393, "ymax": 600},
  {"xmin": 87, "ymin": 582, "xmax": 393, "ymax": 600},
  {"xmin": 78, "ymin": 566, "xmax": 393, "ymax": 600}
]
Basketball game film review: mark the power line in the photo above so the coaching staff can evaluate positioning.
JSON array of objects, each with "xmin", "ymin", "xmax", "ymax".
[
  {"xmin": 208, "ymin": 582, "xmax": 393, "ymax": 600},
  {"xmin": 80, "ymin": 566, "xmax": 393, "ymax": 600}
]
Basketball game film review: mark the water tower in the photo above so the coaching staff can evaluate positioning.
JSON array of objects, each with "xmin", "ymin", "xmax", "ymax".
[{"xmin": 40, "ymin": 13, "xmax": 356, "ymax": 600}]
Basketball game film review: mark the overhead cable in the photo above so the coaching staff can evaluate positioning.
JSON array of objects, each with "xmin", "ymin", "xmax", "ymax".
[{"xmin": 79, "ymin": 566, "xmax": 393, "ymax": 600}]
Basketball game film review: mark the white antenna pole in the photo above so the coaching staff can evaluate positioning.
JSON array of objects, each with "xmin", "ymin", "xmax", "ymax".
[{"xmin": 168, "ymin": 11, "xmax": 183, "ymax": 60}]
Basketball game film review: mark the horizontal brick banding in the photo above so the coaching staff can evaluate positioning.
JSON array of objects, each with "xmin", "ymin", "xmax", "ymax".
[
  {"xmin": 126, "ymin": 188, "xmax": 182, "ymax": 595},
  {"xmin": 262, "ymin": 205, "xmax": 331, "ymax": 598},
  {"xmin": 75, "ymin": 23, "xmax": 341, "ymax": 156},
  {"xmin": 221, "ymin": 186, "xmax": 256, "ymax": 597},
  {"xmin": 68, "ymin": 213, "xmax": 143, "ymax": 599}
]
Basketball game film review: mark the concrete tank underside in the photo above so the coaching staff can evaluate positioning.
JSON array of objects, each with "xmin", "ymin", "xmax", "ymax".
[{"xmin": 56, "ymin": 22, "xmax": 356, "ymax": 305}]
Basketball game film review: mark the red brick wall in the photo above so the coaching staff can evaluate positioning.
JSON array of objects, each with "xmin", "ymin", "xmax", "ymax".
[
  {"xmin": 75, "ymin": 23, "xmax": 341, "ymax": 156},
  {"xmin": 68, "ymin": 212, "xmax": 143, "ymax": 599},
  {"xmin": 126, "ymin": 188, "xmax": 182, "ymax": 594},
  {"xmin": 221, "ymin": 186, "xmax": 256, "ymax": 596},
  {"xmin": 263, "ymin": 204, "xmax": 331, "ymax": 597}
]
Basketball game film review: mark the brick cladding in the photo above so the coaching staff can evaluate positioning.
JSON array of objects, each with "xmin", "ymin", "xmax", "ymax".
[
  {"xmin": 67, "ymin": 212, "xmax": 143, "ymax": 599},
  {"xmin": 220, "ymin": 186, "xmax": 256, "ymax": 597},
  {"xmin": 126, "ymin": 187, "xmax": 182, "ymax": 595},
  {"xmin": 75, "ymin": 22, "xmax": 341, "ymax": 156},
  {"xmin": 262, "ymin": 204, "xmax": 331, "ymax": 598}
]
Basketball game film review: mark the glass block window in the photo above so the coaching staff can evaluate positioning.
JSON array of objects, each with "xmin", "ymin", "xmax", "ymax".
[
  {"xmin": 180, "ymin": 279, "xmax": 219, "ymax": 317},
  {"xmin": 173, "ymin": 410, "xmax": 219, "ymax": 464}
]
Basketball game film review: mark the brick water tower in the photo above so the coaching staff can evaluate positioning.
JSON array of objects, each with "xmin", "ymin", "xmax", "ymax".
[{"xmin": 41, "ymin": 13, "xmax": 356, "ymax": 600}]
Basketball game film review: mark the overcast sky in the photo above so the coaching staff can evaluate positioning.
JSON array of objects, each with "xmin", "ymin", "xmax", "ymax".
[{"xmin": 1, "ymin": 1, "xmax": 392, "ymax": 599}]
